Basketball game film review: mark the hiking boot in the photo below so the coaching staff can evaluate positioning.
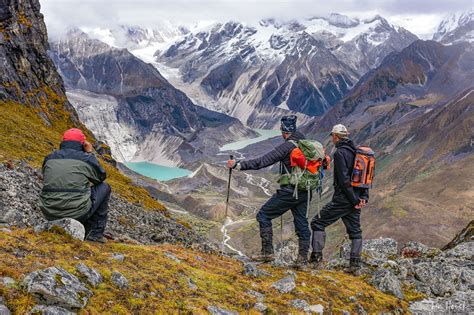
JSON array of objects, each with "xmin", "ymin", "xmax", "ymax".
[
  {"xmin": 253, "ymin": 226, "xmax": 274, "ymax": 262},
  {"xmin": 252, "ymin": 252, "xmax": 274, "ymax": 263},
  {"xmin": 345, "ymin": 257, "xmax": 361, "ymax": 276},
  {"xmin": 85, "ymin": 235, "xmax": 107, "ymax": 244},
  {"xmin": 293, "ymin": 254, "xmax": 308, "ymax": 270},
  {"xmin": 309, "ymin": 252, "xmax": 323, "ymax": 269}
]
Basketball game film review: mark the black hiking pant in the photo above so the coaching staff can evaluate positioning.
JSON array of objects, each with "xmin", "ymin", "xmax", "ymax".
[
  {"xmin": 257, "ymin": 188, "xmax": 311, "ymax": 241},
  {"xmin": 78, "ymin": 182, "xmax": 111, "ymax": 238},
  {"xmin": 310, "ymin": 199, "xmax": 362, "ymax": 240}
]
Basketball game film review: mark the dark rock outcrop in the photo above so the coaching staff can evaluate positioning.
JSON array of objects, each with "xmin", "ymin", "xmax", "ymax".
[{"xmin": 0, "ymin": 0, "xmax": 79, "ymax": 125}]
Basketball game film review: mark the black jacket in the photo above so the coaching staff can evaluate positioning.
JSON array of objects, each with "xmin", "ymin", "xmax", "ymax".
[
  {"xmin": 333, "ymin": 138, "xmax": 369, "ymax": 206},
  {"xmin": 239, "ymin": 131, "xmax": 305, "ymax": 174}
]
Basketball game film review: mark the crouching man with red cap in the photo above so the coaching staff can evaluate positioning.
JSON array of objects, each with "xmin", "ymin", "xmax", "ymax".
[{"xmin": 39, "ymin": 128, "xmax": 111, "ymax": 243}]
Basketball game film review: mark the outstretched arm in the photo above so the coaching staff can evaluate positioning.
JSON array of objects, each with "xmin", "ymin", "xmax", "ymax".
[{"xmin": 239, "ymin": 142, "xmax": 292, "ymax": 171}]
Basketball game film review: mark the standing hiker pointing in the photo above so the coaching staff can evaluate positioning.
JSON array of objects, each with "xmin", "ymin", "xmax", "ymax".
[{"xmin": 227, "ymin": 115, "xmax": 311, "ymax": 267}]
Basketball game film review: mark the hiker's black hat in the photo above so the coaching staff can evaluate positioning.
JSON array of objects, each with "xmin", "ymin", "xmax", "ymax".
[{"xmin": 280, "ymin": 115, "xmax": 297, "ymax": 133}]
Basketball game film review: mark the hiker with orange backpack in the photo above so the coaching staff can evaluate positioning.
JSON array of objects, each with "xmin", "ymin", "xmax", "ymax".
[
  {"xmin": 309, "ymin": 124, "xmax": 374, "ymax": 274},
  {"xmin": 227, "ymin": 115, "xmax": 329, "ymax": 268}
]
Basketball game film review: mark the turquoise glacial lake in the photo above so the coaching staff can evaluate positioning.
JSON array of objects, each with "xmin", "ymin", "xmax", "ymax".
[
  {"xmin": 220, "ymin": 129, "xmax": 281, "ymax": 151},
  {"xmin": 125, "ymin": 161, "xmax": 192, "ymax": 181}
]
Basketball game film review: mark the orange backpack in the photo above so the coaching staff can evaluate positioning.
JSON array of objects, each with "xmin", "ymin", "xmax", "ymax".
[{"xmin": 351, "ymin": 146, "xmax": 375, "ymax": 188}]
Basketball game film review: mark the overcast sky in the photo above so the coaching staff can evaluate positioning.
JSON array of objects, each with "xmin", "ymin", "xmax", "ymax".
[{"xmin": 41, "ymin": 0, "xmax": 473, "ymax": 39}]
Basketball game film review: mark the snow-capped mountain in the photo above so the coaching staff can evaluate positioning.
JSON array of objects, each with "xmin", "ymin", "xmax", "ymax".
[
  {"xmin": 48, "ymin": 29, "xmax": 255, "ymax": 165},
  {"xmin": 151, "ymin": 14, "xmax": 418, "ymax": 125},
  {"xmin": 433, "ymin": 10, "xmax": 474, "ymax": 44}
]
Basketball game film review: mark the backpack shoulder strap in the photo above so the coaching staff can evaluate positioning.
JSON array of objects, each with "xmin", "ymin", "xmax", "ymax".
[{"xmin": 288, "ymin": 140, "xmax": 298, "ymax": 148}]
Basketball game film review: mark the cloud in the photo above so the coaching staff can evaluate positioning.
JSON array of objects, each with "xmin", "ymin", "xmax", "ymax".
[{"xmin": 40, "ymin": 0, "xmax": 473, "ymax": 38}]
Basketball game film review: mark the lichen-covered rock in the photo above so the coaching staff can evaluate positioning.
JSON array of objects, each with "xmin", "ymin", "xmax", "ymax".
[
  {"xmin": 440, "ymin": 241, "xmax": 473, "ymax": 260},
  {"xmin": 254, "ymin": 302, "xmax": 268, "ymax": 312},
  {"xmin": 308, "ymin": 304, "xmax": 324, "ymax": 314},
  {"xmin": 340, "ymin": 238, "xmax": 398, "ymax": 260},
  {"xmin": 75, "ymin": 263, "xmax": 103, "ymax": 288},
  {"xmin": 207, "ymin": 305, "xmax": 238, "ymax": 315},
  {"xmin": 409, "ymin": 291, "xmax": 473, "ymax": 314},
  {"xmin": 34, "ymin": 218, "xmax": 85, "ymax": 241},
  {"xmin": 271, "ymin": 275, "xmax": 296, "ymax": 294},
  {"xmin": 290, "ymin": 299, "xmax": 310, "ymax": 311},
  {"xmin": 22, "ymin": 267, "xmax": 92, "ymax": 309},
  {"xmin": 242, "ymin": 262, "xmax": 270, "ymax": 278},
  {"xmin": 371, "ymin": 269, "xmax": 404, "ymax": 299},
  {"xmin": 0, "ymin": 304, "xmax": 11, "ymax": 315},
  {"xmin": 29, "ymin": 305, "xmax": 76, "ymax": 315},
  {"xmin": 272, "ymin": 241, "xmax": 298, "ymax": 267},
  {"xmin": 110, "ymin": 271, "xmax": 129, "ymax": 290},
  {"xmin": 111, "ymin": 253, "xmax": 125, "ymax": 262},
  {"xmin": 246, "ymin": 290, "xmax": 265, "ymax": 302},
  {"xmin": 0, "ymin": 277, "xmax": 15, "ymax": 287},
  {"xmin": 164, "ymin": 252, "xmax": 181, "ymax": 263}
]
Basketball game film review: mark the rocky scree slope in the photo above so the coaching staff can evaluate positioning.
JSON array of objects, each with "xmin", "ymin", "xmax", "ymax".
[{"xmin": 0, "ymin": 161, "xmax": 209, "ymax": 247}]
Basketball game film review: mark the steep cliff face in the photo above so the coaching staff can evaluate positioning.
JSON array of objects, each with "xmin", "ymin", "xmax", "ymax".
[{"xmin": 0, "ymin": 0, "xmax": 78, "ymax": 125}]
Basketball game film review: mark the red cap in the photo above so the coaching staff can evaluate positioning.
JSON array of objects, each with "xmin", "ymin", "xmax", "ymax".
[{"xmin": 63, "ymin": 128, "xmax": 86, "ymax": 144}]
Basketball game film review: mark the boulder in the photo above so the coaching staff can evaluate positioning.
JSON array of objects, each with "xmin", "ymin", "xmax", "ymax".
[
  {"xmin": 340, "ymin": 238, "xmax": 398, "ymax": 261},
  {"xmin": 409, "ymin": 291, "xmax": 473, "ymax": 314},
  {"xmin": 308, "ymin": 304, "xmax": 324, "ymax": 314},
  {"xmin": 29, "ymin": 305, "xmax": 76, "ymax": 315},
  {"xmin": 111, "ymin": 253, "xmax": 125, "ymax": 263},
  {"xmin": 254, "ymin": 302, "xmax": 268, "ymax": 312},
  {"xmin": 246, "ymin": 290, "xmax": 265, "ymax": 302},
  {"xmin": 0, "ymin": 277, "xmax": 15, "ymax": 287},
  {"xmin": 271, "ymin": 275, "xmax": 296, "ymax": 294},
  {"xmin": 110, "ymin": 271, "xmax": 129, "ymax": 290},
  {"xmin": 272, "ymin": 241, "xmax": 298, "ymax": 267},
  {"xmin": 75, "ymin": 263, "xmax": 103, "ymax": 288},
  {"xmin": 207, "ymin": 305, "xmax": 238, "ymax": 315},
  {"xmin": 34, "ymin": 219, "xmax": 85, "ymax": 241},
  {"xmin": 0, "ymin": 304, "xmax": 10, "ymax": 315},
  {"xmin": 164, "ymin": 252, "xmax": 181, "ymax": 263},
  {"xmin": 441, "ymin": 242, "xmax": 473, "ymax": 260},
  {"xmin": 242, "ymin": 262, "xmax": 270, "ymax": 278},
  {"xmin": 413, "ymin": 261, "xmax": 464, "ymax": 296},
  {"xmin": 22, "ymin": 267, "xmax": 92, "ymax": 309},
  {"xmin": 371, "ymin": 269, "xmax": 404, "ymax": 299},
  {"xmin": 290, "ymin": 299, "xmax": 310, "ymax": 311}
]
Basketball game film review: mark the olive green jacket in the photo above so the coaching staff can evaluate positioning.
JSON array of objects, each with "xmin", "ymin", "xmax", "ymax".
[{"xmin": 39, "ymin": 141, "xmax": 106, "ymax": 220}]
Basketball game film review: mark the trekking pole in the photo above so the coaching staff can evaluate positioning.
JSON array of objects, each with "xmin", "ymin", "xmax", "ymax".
[
  {"xmin": 224, "ymin": 154, "xmax": 234, "ymax": 218},
  {"xmin": 221, "ymin": 154, "xmax": 234, "ymax": 254},
  {"xmin": 280, "ymin": 215, "xmax": 283, "ymax": 253}
]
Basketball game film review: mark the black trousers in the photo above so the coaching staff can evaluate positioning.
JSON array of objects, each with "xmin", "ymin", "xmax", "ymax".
[
  {"xmin": 78, "ymin": 182, "xmax": 111, "ymax": 238},
  {"xmin": 310, "ymin": 199, "xmax": 362, "ymax": 240},
  {"xmin": 256, "ymin": 189, "xmax": 311, "ymax": 241}
]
